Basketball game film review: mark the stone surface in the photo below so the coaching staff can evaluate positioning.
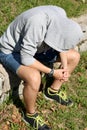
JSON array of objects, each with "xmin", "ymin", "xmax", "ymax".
[
  {"xmin": 73, "ymin": 14, "xmax": 87, "ymax": 52},
  {"xmin": 0, "ymin": 64, "xmax": 23, "ymax": 103}
]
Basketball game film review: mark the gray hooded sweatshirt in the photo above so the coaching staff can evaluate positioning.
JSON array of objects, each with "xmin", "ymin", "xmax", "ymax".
[{"xmin": 0, "ymin": 5, "xmax": 83, "ymax": 65}]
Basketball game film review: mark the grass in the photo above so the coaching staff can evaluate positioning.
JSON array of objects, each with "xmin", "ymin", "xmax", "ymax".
[{"xmin": 0, "ymin": 0, "xmax": 87, "ymax": 130}]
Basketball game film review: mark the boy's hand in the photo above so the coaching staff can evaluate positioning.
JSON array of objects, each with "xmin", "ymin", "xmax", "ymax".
[
  {"xmin": 53, "ymin": 69, "xmax": 68, "ymax": 80},
  {"xmin": 60, "ymin": 66, "xmax": 70, "ymax": 81},
  {"xmin": 63, "ymin": 69, "xmax": 70, "ymax": 81}
]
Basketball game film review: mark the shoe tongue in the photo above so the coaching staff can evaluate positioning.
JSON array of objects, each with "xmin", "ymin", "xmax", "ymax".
[
  {"xmin": 33, "ymin": 113, "xmax": 38, "ymax": 117},
  {"xmin": 49, "ymin": 87, "xmax": 58, "ymax": 93},
  {"xmin": 27, "ymin": 112, "xmax": 38, "ymax": 117}
]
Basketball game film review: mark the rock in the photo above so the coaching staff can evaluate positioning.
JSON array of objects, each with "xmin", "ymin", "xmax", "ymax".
[
  {"xmin": 0, "ymin": 64, "xmax": 23, "ymax": 104},
  {"xmin": 72, "ymin": 14, "xmax": 87, "ymax": 52}
]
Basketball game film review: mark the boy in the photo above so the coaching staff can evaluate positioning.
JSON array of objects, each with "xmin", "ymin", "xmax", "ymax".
[{"xmin": 0, "ymin": 5, "xmax": 83, "ymax": 130}]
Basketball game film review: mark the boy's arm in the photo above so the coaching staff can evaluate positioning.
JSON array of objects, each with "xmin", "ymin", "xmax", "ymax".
[
  {"xmin": 28, "ymin": 59, "xmax": 66, "ymax": 80},
  {"xmin": 59, "ymin": 51, "xmax": 69, "ymax": 81},
  {"xmin": 59, "ymin": 51, "xmax": 68, "ymax": 69}
]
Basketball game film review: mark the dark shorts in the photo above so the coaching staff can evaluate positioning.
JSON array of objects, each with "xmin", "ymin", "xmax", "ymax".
[
  {"xmin": 0, "ymin": 49, "xmax": 58, "ymax": 74},
  {"xmin": 34, "ymin": 48, "xmax": 59, "ymax": 67}
]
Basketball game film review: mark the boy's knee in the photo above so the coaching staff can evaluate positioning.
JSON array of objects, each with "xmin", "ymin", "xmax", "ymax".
[
  {"xmin": 25, "ymin": 69, "xmax": 41, "ymax": 91},
  {"xmin": 68, "ymin": 50, "xmax": 80, "ymax": 62},
  {"xmin": 18, "ymin": 66, "xmax": 41, "ymax": 91},
  {"xmin": 72, "ymin": 50, "xmax": 80, "ymax": 62},
  {"xmin": 31, "ymin": 70, "xmax": 41, "ymax": 84}
]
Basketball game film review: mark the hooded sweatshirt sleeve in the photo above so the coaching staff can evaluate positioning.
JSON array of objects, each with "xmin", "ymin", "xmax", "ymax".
[{"xmin": 20, "ymin": 13, "xmax": 47, "ymax": 65}]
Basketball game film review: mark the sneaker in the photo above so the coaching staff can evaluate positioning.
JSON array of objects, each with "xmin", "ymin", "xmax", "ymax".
[
  {"xmin": 23, "ymin": 113, "xmax": 51, "ymax": 130},
  {"xmin": 44, "ymin": 87, "xmax": 73, "ymax": 107}
]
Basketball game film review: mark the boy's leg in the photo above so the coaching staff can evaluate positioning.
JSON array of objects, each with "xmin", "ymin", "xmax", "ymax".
[
  {"xmin": 51, "ymin": 49, "xmax": 80, "ymax": 90},
  {"xmin": 44, "ymin": 49, "xmax": 80, "ymax": 106},
  {"xmin": 17, "ymin": 65, "xmax": 41, "ymax": 114},
  {"xmin": 17, "ymin": 66, "xmax": 51, "ymax": 130}
]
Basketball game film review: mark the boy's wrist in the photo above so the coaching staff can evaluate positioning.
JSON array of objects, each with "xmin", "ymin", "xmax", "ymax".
[{"xmin": 47, "ymin": 68, "xmax": 54, "ymax": 77}]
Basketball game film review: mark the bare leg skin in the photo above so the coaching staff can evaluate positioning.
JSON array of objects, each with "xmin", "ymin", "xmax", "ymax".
[{"xmin": 17, "ymin": 66, "xmax": 41, "ymax": 114}]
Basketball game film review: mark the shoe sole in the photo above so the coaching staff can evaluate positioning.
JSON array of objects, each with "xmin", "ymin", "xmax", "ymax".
[
  {"xmin": 44, "ymin": 94, "xmax": 74, "ymax": 107},
  {"xmin": 44, "ymin": 94, "xmax": 54, "ymax": 101}
]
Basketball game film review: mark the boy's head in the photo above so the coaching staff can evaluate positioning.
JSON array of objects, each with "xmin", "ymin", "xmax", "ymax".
[{"xmin": 61, "ymin": 18, "xmax": 83, "ymax": 50}]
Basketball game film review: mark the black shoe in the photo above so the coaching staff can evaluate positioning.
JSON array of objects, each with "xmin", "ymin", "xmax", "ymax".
[
  {"xmin": 44, "ymin": 87, "xmax": 73, "ymax": 107},
  {"xmin": 23, "ymin": 113, "xmax": 51, "ymax": 130}
]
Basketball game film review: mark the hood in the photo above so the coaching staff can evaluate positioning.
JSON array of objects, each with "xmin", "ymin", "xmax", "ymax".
[
  {"xmin": 44, "ymin": 16, "xmax": 83, "ymax": 52},
  {"xmin": 60, "ymin": 17, "xmax": 83, "ymax": 50}
]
